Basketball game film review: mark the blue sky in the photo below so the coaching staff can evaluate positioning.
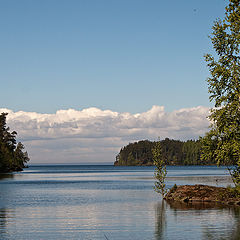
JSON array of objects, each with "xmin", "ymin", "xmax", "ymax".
[
  {"xmin": 0, "ymin": 0, "xmax": 229, "ymax": 163},
  {"xmin": 0, "ymin": 0, "xmax": 227, "ymax": 114}
]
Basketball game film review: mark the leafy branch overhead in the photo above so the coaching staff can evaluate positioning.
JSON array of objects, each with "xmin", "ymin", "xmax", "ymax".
[{"xmin": 201, "ymin": 0, "xmax": 240, "ymax": 186}]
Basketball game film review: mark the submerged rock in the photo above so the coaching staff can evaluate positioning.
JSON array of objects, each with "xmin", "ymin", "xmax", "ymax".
[{"xmin": 165, "ymin": 184, "xmax": 240, "ymax": 206}]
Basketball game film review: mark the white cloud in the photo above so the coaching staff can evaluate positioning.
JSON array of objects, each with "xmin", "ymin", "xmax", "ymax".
[{"xmin": 0, "ymin": 106, "xmax": 210, "ymax": 164}]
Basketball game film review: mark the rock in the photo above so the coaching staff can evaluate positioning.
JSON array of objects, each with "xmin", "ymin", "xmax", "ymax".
[{"xmin": 165, "ymin": 184, "xmax": 240, "ymax": 206}]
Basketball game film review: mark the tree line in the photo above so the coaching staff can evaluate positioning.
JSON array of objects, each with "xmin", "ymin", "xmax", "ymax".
[
  {"xmin": 0, "ymin": 113, "xmax": 29, "ymax": 173},
  {"xmin": 114, "ymin": 138, "xmax": 216, "ymax": 166}
]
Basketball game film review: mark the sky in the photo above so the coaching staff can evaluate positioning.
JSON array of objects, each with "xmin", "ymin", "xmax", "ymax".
[{"xmin": 0, "ymin": 0, "xmax": 228, "ymax": 164}]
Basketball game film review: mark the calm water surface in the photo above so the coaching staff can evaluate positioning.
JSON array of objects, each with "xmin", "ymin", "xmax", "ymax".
[{"xmin": 0, "ymin": 165, "xmax": 239, "ymax": 240}]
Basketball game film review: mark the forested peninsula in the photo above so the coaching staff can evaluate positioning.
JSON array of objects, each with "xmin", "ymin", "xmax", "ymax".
[
  {"xmin": 114, "ymin": 139, "xmax": 215, "ymax": 166},
  {"xmin": 0, "ymin": 113, "xmax": 29, "ymax": 173}
]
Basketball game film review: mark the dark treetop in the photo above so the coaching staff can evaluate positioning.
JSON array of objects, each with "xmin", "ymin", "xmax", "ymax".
[{"xmin": 0, "ymin": 112, "xmax": 29, "ymax": 173}]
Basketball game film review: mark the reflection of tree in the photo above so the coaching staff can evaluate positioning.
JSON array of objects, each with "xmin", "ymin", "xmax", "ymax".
[
  {"xmin": 203, "ymin": 207, "xmax": 240, "ymax": 240},
  {"xmin": 155, "ymin": 201, "xmax": 166, "ymax": 240},
  {"xmin": 166, "ymin": 200, "xmax": 224, "ymax": 211},
  {"xmin": 231, "ymin": 208, "xmax": 240, "ymax": 240},
  {"xmin": 166, "ymin": 199, "xmax": 240, "ymax": 240},
  {"xmin": 0, "ymin": 174, "xmax": 14, "ymax": 181},
  {"xmin": 0, "ymin": 208, "xmax": 8, "ymax": 238}
]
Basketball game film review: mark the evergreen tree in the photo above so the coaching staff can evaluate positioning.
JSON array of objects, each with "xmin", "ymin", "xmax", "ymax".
[
  {"xmin": 201, "ymin": 0, "xmax": 240, "ymax": 186},
  {"xmin": 127, "ymin": 152, "xmax": 136, "ymax": 166},
  {"xmin": 0, "ymin": 113, "xmax": 29, "ymax": 172}
]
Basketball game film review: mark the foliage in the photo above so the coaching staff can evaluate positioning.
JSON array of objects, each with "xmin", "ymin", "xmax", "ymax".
[
  {"xmin": 0, "ymin": 113, "xmax": 29, "ymax": 172},
  {"xmin": 161, "ymin": 138, "xmax": 183, "ymax": 165},
  {"xmin": 169, "ymin": 184, "xmax": 178, "ymax": 194},
  {"xmin": 115, "ymin": 140, "xmax": 154, "ymax": 166},
  {"xmin": 182, "ymin": 140, "xmax": 203, "ymax": 165},
  {"xmin": 114, "ymin": 138, "xmax": 207, "ymax": 166},
  {"xmin": 217, "ymin": 184, "xmax": 240, "ymax": 200},
  {"xmin": 226, "ymin": 184, "xmax": 240, "ymax": 198},
  {"xmin": 200, "ymin": 0, "xmax": 240, "ymax": 186},
  {"xmin": 127, "ymin": 152, "xmax": 137, "ymax": 166},
  {"xmin": 152, "ymin": 139, "xmax": 167, "ymax": 197}
]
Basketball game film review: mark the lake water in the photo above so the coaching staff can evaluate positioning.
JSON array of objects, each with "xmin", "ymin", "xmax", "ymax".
[{"xmin": 0, "ymin": 165, "xmax": 239, "ymax": 240}]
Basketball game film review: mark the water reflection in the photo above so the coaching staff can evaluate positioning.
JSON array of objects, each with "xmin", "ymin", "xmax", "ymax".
[
  {"xmin": 0, "ymin": 208, "xmax": 12, "ymax": 240},
  {"xmin": 155, "ymin": 201, "xmax": 166, "ymax": 240},
  {"xmin": 155, "ymin": 200, "xmax": 240, "ymax": 240},
  {"xmin": 0, "ymin": 209, "xmax": 7, "ymax": 234},
  {"xmin": 166, "ymin": 200, "xmax": 226, "ymax": 211},
  {"xmin": 0, "ymin": 166, "xmax": 239, "ymax": 239},
  {"xmin": 0, "ymin": 174, "xmax": 13, "ymax": 181},
  {"xmin": 202, "ymin": 207, "xmax": 240, "ymax": 240}
]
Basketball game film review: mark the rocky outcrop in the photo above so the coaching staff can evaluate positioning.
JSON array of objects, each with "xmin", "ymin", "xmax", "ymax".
[{"xmin": 165, "ymin": 184, "xmax": 240, "ymax": 206}]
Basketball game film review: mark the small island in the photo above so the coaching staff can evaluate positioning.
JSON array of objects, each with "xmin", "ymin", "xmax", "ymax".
[
  {"xmin": 165, "ymin": 184, "xmax": 240, "ymax": 206},
  {"xmin": 114, "ymin": 139, "xmax": 214, "ymax": 166},
  {"xmin": 0, "ymin": 112, "xmax": 29, "ymax": 173}
]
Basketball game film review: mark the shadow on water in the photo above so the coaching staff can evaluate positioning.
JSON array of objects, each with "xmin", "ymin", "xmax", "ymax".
[
  {"xmin": 0, "ymin": 174, "xmax": 14, "ymax": 181},
  {"xmin": 154, "ymin": 200, "xmax": 240, "ymax": 240}
]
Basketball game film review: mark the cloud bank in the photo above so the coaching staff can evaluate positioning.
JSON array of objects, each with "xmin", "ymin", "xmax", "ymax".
[{"xmin": 0, "ymin": 106, "xmax": 210, "ymax": 164}]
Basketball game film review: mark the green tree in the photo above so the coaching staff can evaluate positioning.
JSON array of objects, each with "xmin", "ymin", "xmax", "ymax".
[
  {"xmin": 0, "ymin": 113, "xmax": 29, "ymax": 172},
  {"xmin": 182, "ymin": 140, "xmax": 202, "ymax": 165},
  {"xmin": 127, "ymin": 152, "xmax": 136, "ymax": 166},
  {"xmin": 152, "ymin": 140, "xmax": 167, "ymax": 197},
  {"xmin": 14, "ymin": 142, "xmax": 29, "ymax": 169},
  {"xmin": 201, "ymin": 0, "xmax": 240, "ymax": 186}
]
